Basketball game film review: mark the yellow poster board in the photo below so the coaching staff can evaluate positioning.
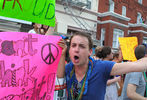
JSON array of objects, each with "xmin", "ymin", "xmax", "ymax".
[{"xmin": 119, "ymin": 37, "xmax": 138, "ymax": 61}]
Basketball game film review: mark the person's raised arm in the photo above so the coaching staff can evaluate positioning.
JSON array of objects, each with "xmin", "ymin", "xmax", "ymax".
[
  {"xmin": 110, "ymin": 57, "xmax": 147, "ymax": 75},
  {"xmin": 57, "ymin": 39, "xmax": 67, "ymax": 78},
  {"xmin": 127, "ymin": 84, "xmax": 147, "ymax": 100}
]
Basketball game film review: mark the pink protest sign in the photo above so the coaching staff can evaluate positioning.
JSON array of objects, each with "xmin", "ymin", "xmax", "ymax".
[{"xmin": 0, "ymin": 32, "xmax": 62, "ymax": 100}]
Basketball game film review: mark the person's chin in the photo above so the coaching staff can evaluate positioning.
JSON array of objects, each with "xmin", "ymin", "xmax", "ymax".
[
  {"xmin": 72, "ymin": 61, "xmax": 80, "ymax": 66},
  {"xmin": 73, "ymin": 59, "xmax": 80, "ymax": 64}
]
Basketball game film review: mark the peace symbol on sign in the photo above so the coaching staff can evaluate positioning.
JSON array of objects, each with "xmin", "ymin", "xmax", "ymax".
[{"xmin": 41, "ymin": 43, "xmax": 59, "ymax": 65}]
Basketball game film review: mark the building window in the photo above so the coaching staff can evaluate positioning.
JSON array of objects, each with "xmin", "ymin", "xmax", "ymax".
[
  {"xmin": 101, "ymin": 28, "xmax": 105, "ymax": 46},
  {"xmin": 109, "ymin": 0, "xmax": 114, "ymax": 12},
  {"xmin": 143, "ymin": 37, "xmax": 147, "ymax": 44},
  {"xmin": 112, "ymin": 29, "xmax": 124, "ymax": 48},
  {"xmin": 138, "ymin": 0, "xmax": 142, "ymax": 4},
  {"xmin": 122, "ymin": 6, "xmax": 126, "ymax": 16},
  {"xmin": 137, "ymin": 12, "xmax": 143, "ymax": 23}
]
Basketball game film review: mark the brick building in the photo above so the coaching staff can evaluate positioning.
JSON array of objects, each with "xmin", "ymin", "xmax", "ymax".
[{"xmin": 97, "ymin": 0, "xmax": 147, "ymax": 49}]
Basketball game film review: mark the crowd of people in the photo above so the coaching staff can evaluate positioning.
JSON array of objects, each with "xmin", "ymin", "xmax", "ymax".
[
  {"xmin": 28, "ymin": 22, "xmax": 147, "ymax": 100},
  {"xmin": 28, "ymin": 20, "xmax": 57, "ymax": 35},
  {"xmin": 57, "ymin": 32, "xmax": 147, "ymax": 100}
]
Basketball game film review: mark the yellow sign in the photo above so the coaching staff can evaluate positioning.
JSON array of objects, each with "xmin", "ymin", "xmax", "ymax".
[{"xmin": 119, "ymin": 37, "xmax": 138, "ymax": 61}]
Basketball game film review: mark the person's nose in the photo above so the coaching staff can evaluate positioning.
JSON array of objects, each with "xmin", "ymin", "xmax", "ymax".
[{"xmin": 74, "ymin": 46, "xmax": 79, "ymax": 53}]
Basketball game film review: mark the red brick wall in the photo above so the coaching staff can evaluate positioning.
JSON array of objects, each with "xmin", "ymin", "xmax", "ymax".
[
  {"xmin": 98, "ymin": 0, "xmax": 109, "ymax": 13},
  {"xmin": 98, "ymin": 0, "xmax": 147, "ymax": 23},
  {"xmin": 97, "ymin": 23, "xmax": 128, "ymax": 46},
  {"xmin": 97, "ymin": 0, "xmax": 147, "ymax": 47}
]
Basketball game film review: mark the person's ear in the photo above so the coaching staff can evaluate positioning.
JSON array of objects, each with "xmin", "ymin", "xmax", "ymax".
[{"xmin": 89, "ymin": 49, "xmax": 93, "ymax": 56}]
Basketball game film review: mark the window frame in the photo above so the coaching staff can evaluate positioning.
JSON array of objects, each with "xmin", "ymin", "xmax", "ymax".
[
  {"xmin": 109, "ymin": 0, "xmax": 115, "ymax": 12},
  {"xmin": 137, "ymin": 12, "xmax": 142, "ymax": 23},
  {"xmin": 138, "ymin": 0, "xmax": 142, "ymax": 4},
  {"xmin": 100, "ymin": 28, "xmax": 105, "ymax": 46},
  {"xmin": 112, "ymin": 29, "xmax": 124, "ymax": 48},
  {"xmin": 122, "ymin": 6, "xmax": 126, "ymax": 16},
  {"xmin": 143, "ymin": 37, "xmax": 147, "ymax": 44}
]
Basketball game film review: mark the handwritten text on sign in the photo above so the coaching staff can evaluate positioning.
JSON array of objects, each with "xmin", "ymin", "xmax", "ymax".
[
  {"xmin": 0, "ymin": 32, "xmax": 62, "ymax": 100},
  {"xmin": 0, "ymin": 0, "xmax": 55, "ymax": 26},
  {"xmin": 119, "ymin": 37, "xmax": 138, "ymax": 61}
]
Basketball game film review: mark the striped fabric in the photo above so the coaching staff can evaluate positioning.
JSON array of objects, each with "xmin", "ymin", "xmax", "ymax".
[{"xmin": 54, "ymin": 77, "xmax": 67, "ymax": 100}]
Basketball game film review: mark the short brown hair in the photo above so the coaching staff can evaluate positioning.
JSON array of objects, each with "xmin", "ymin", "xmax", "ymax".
[
  {"xmin": 113, "ymin": 52, "xmax": 119, "ymax": 59},
  {"xmin": 135, "ymin": 45, "xmax": 146, "ymax": 60},
  {"xmin": 96, "ymin": 46, "xmax": 112, "ymax": 59},
  {"xmin": 69, "ymin": 32, "xmax": 93, "ymax": 50},
  {"xmin": 95, "ymin": 46, "xmax": 102, "ymax": 56}
]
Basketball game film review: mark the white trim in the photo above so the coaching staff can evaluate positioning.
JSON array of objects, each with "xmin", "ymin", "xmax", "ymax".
[
  {"xmin": 128, "ymin": 23, "xmax": 147, "ymax": 28},
  {"xmin": 97, "ymin": 12, "xmax": 130, "ymax": 21},
  {"xmin": 97, "ymin": 20, "xmax": 129, "ymax": 28},
  {"xmin": 0, "ymin": 16, "xmax": 32, "ymax": 25},
  {"xmin": 143, "ymin": 37, "xmax": 147, "ymax": 39},
  {"xmin": 129, "ymin": 30, "xmax": 147, "ymax": 34},
  {"xmin": 97, "ymin": 20, "xmax": 147, "ymax": 29}
]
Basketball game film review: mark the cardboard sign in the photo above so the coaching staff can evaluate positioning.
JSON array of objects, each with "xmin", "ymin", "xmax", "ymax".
[
  {"xmin": 0, "ymin": 32, "xmax": 62, "ymax": 100},
  {"xmin": 119, "ymin": 37, "xmax": 138, "ymax": 61},
  {"xmin": 0, "ymin": 0, "xmax": 55, "ymax": 26}
]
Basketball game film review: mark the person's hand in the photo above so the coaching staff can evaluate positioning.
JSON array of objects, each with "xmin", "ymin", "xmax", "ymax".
[
  {"xmin": 40, "ymin": 28, "xmax": 45, "ymax": 35},
  {"xmin": 115, "ymin": 76, "xmax": 121, "ymax": 82},
  {"xmin": 118, "ymin": 46, "xmax": 123, "ymax": 62},
  {"xmin": 58, "ymin": 39, "xmax": 67, "ymax": 56}
]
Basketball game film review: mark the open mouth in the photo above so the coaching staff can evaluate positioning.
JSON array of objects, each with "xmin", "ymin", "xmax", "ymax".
[{"xmin": 74, "ymin": 56, "xmax": 79, "ymax": 60}]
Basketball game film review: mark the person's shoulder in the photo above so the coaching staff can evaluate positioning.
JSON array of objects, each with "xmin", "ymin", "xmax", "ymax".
[
  {"xmin": 93, "ymin": 60, "xmax": 115, "ymax": 70},
  {"xmin": 94, "ymin": 60, "xmax": 115, "ymax": 65},
  {"xmin": 94, "ymin": 59, "xmax": 103, "ymax": 63},
  {"xmin": 128, "ymin": 71, "xmax": 142, "ymax": 75},
  {"xmin": 28, "ymin": 29, "xmax": 36, "ymax": 34},
  {"xmin": 93, "ymin": 60, "xmax": 102, "ymax": 66},
  {"xmin": 127, "ymin": 72, "xmax": 142, "ymax": 77}
]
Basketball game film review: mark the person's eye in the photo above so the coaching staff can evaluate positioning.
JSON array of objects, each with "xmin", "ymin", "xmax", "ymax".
[
  {"xmin": 80, "ymin": 45, "xmax": 85, "ymax": 48},
  {"xmin": 71, "ymin": 44, "xmax": 76, "ymax": 47}
]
